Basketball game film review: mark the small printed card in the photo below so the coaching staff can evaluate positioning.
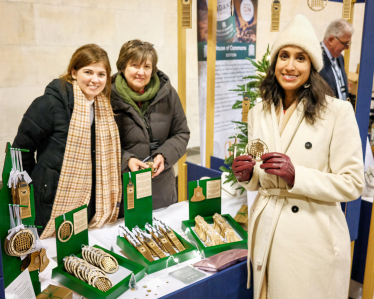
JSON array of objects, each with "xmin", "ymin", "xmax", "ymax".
[
  {"xmin": 136, "ymin": 172, "xmax": 152, "ymax": 199},
  {"xmin": 169, "ymin": 266, "xmax": 206, "ymax": 284},
  {"xmin": 206, "ymin": 179, "xmax": 221, "ymax": 199},
  {"xmin": 73, "ymin": 208, "xmax": 88, "ymax": 235}
]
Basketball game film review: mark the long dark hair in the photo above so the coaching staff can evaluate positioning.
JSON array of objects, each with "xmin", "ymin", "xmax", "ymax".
[{"xmin": 259, "ymin": 52, "xmax": 334, "ymax": 124}]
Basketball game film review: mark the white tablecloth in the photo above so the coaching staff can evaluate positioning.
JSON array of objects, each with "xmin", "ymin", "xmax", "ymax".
[{"xmin": 39, "ymin": 190, "xmax": 248, "ymax": 299}]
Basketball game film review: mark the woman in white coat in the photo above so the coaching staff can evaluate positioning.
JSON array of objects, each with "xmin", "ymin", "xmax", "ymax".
[{"xmin": 232, "ymin": 15, "xmax": 364, "ymax": 299}]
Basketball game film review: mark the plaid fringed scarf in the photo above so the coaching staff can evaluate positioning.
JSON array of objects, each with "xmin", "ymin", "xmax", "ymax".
[{"xmin": 40, "ymin": 81, "xmax": 122, "ymax": 239}]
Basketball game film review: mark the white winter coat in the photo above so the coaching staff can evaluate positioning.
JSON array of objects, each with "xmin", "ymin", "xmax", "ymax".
[{"xmin": 240, "ymin": 96, "xmax": 364, "ymax": 299}]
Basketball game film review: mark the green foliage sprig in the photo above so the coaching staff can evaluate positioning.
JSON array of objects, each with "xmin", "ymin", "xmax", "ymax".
[{"xmin": 219, "ymin": 45, "xmax": 271, "ymax": 194}]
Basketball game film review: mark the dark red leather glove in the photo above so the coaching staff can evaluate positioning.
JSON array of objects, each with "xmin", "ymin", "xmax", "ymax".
[
  {"xmin": 260, "ymin": 152, "xmax": 295, "ymax": 186},
  {"xmin": 232, "ymin": 155, "xmax": 256, "ymax": 182}
]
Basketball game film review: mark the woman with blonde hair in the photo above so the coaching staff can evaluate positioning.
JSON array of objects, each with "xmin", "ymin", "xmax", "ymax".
[
  {"xmin": 13, "ymin": 44, "xmax": 122, "ymax": 239},
  {"xmin": 232, "ymin": 15, "xmax": 364, "ymax": 299}
]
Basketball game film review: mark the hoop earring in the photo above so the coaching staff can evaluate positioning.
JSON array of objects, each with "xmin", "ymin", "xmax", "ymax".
[{"xmin": 304, "ymin": 83, "xmax": 310, "ymax": 88}]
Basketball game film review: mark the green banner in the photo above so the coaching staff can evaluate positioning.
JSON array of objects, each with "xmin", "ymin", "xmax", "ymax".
[{"xmin": 198, "ymin": 42, "xmax": 256, "ymax": 61}]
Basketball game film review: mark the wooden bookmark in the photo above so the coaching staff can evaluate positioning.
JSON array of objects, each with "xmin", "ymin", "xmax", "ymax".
[
  {"xmin": 127, "ymin": 173, "xmax": 135, "ymax": 210},
  {"xmin": 242, "ymin": 93, "xmax": 250, "ymax": 123},
  {"xmin": 270, "ymin": 0, "xmax": 281, "ymax": 32},
  {"xmin": 18, "ymin": 179, "xmax": 31, "ymax": 219}
]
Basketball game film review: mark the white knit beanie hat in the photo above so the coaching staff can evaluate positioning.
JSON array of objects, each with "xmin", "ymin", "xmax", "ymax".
[{"xmin": 270, "ymin": 14, "xmax": 323, "ymax": 72}]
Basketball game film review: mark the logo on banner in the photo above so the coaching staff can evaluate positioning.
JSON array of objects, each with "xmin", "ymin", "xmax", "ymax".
[
  {"xmin": 241, "ymin": 0, "xmax": 255, "ymax": 22},
  {"xmin": 249, "ymin": 44, "xmax": 255, "ymax": 56}
]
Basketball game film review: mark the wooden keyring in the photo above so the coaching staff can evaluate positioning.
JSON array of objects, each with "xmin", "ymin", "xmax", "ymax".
[{"xmin": 57, "ymin": 220, "xmax": 73, "ymax": 242}]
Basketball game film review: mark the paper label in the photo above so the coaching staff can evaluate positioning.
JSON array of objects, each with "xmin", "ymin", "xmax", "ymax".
[
  {"xmin": 136, "ymin": 172, "xmax": 152, "ymax": 199},
  {"xmin": 169, "ymin": 266, "xmax": 206, "ymax": 284},
  {"xmin": 206, "ymin": 179, "xmax": 221, "ymax": 199},
  {"xmin": 73, "ymin": 208, "xmax": 88, "ymax": 235},
  {"xmin": 5, "ymin": 269, "xmax": 36, "ymax": 299}
]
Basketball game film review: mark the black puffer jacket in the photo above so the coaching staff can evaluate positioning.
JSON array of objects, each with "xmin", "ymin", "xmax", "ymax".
[
  {"xmin": 12, "ymin": 79, "xmax": 98, "ymax": 233},
  {"xmin": 111, "ymin": 71, "xmax": 190, "ymax": 209}
]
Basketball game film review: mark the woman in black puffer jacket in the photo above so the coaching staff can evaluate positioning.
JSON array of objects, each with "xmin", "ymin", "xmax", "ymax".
[{"xmin": 13, "ymin": 44, "xmax": 122, "ymax": 238}]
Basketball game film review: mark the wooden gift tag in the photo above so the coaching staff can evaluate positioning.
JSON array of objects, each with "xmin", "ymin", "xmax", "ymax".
[
  {"xmin": 136, "ymin": 243, "xmax": 154, "ymax": 262},
  {"xmin": 270, "ymin": 0, "xmax": 281, "ymax": 32},
  {"xmin": 18, "ymin": 179, "xmax": 31, "ymax": 219},
  {"xmin": 127, "ymin": 173, "xmax": 135, "ymax": 210},
  {"xmin": 167, "ymin": 231, "xmax": 186, "ymax": 252},
  {"xmin": 145, "ymin": 238, "xmax": 166, "ymax": 258},
  {"xmin": 191, "ymin": 180, "xmax": 205, "ymax": 202},
  {"xmin": 342, "ymin": 0, "xmax": 351, "ymax": 20},
  {"xmin": 242, "ymin": 95, "xmax": 250, "ymax": 123}
]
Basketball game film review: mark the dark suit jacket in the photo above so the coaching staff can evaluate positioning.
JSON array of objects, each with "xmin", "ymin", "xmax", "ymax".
[{"xmin": 319, "ymin": 44, "xmax": 349, "ymax": 99}]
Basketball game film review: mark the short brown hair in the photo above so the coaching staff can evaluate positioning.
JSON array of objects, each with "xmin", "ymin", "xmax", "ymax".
[
  {"xmin": 62, "ymin": 44, "xmax": 112, "ymax": 99},
  {"xmin": 116, "ymin": 40, "xmax": 158, "ymax": 76}
]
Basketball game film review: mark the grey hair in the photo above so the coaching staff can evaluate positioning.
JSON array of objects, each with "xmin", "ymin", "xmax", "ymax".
[{"xmin": 324, "ymin": 19, "xmax": 354, "ymax": 40}]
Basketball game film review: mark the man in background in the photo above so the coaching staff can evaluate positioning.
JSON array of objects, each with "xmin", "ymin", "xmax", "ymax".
[{"xmin": 320, "ymin": 19, "xmax": 354, "ymax": 101}]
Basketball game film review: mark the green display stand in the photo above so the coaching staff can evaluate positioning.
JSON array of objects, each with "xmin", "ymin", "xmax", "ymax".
[
  {"xmin": 117, "ymin": 231, "xmax": 197, "ymax": 274},
  {"xmin": 123, "ymin": 168, "xmax": 153, "ymax": 230},
  {"xmin": 54, "ymin": 205, "xmax": 89, "ymax": 265},
  {"xmin": 181, "ymin": 214, "xmax": 248, "ymax": 258},
  {"xmin": 52, "ymin": 245, "xmax": 145, "ymax": 299},
  {"xmin": 183, "ymin": 178, "xmax": 248, "ymax": 257},
  {"xmin": 119, "ymin": 170, "xmax": 197, "ymax": 274},
  {"xmin": 52, "ymin": 206, "xmax": 145, "ymax": 299},
  {"xmin": 0, "ymin": 143, "xmax": 40, "ymax": 294},
  {"xmin": 188, "ymin": 177, "xmax": 221, "ymax": 220}
]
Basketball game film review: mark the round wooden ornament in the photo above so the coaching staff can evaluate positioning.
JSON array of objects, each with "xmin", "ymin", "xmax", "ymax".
[
  {"xmin": 57, "ymin": 220, "xmax": 73, "ymax": 242},
  {"xmin": 245, "ymin": 138, "xmax": 269, "ymax": 161}
]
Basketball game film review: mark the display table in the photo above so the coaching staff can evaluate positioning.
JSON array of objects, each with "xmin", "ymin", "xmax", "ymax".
[{"xmin": 39, "ymin": 190, "xmax": 251, "ymax": 298}]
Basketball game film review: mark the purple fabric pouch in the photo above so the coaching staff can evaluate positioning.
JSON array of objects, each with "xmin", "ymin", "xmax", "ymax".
[{"xmin": 193, "ymin": 249, "xmax": 248, "ymax": 272}]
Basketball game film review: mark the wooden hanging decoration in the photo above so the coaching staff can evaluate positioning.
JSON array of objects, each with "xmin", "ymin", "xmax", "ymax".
[
  {"xmin": 246, "ymin": 138, "xmax": 269, "ymax": 161},
  {"xmin": 271, "ymin": 0, "xmax": 281, "ymax": 32},
  {"xmin": 57, "ymin": 214, "xmax": 74, "ymax": 242},
  {"xmin": 127, "ymin": 173, "xmax": 135, "ymax": 210},
  {"xmin": 342, "ymin": 0, "xmax": 352, "ymax": 20},
  {"xmin": 180, "ymin": 0, "xmax": 192, "ymax": 29},
  {"xmin": 39, "ymin": 248, "xmax": 49, "ymax": 272},
  {"xmin": 307, "ymin": 0, "xmax": 328, "ymax": 11},
  {"xmin": 242, "ymin": 84, "xmax": 250, "ymax": 123},
  {"xmin": 18, "ymin": 179, "xmax": 31, "ymax": 219},
  {"xmin": 191, "ymin": 180, "xmax": 205, "ymax": 202}
]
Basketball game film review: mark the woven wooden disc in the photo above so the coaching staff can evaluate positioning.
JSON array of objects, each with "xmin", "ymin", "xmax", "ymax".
[
  {"xmin": 10, "ymin": 229, "xmax": 34, "ymax": 256},
  {"xmin": 93, "ymin": 275, "xmax": 112, "ymax": 292},
  {"xmin": 57, "ymin": 220, "xmax": 73, "ymax": 242},
  {"xmin": 245, "ymin": 138, "xmax": 269, "ymax": 160},
  {"xmin": 100, "ymin": 256, "xmax": 118, "ymax": 274}
]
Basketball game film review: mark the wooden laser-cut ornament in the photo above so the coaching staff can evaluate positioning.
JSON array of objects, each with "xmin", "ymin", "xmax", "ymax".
[
  {"xmin": 246, "ymin": 138, "xmax": 269, "ymax": 161},
  {"xmin": 18, "ymin": 179, "xmax": 31, "ymax": 219},
  {"xmin": 307, "ymin": 0, "xmax": 328, "ymax": 11},
  {"xmin": 180, "ymin": 0, "xmax": 192, "ymax": 29},
  {"xmin": 242, "ymin": 95, "xmax": 250, "ymax": 123},
  {"xmin": 342, "ymin": 0, "xmax": 352, "ymax": 20},
  {"xmin": 191, "ymin": 180, "xmax": 205, "ymax": 202},
  {"xmin": 127, "ymin": 174, "xmax": 135, "ymax": 210},
  {"xmin": 57, "ymin": 215, "xmax": 73, "ymax": 242},
  {"xmin": 271, "ymin": 0, "xmax": 281, "ymax": 32}
]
